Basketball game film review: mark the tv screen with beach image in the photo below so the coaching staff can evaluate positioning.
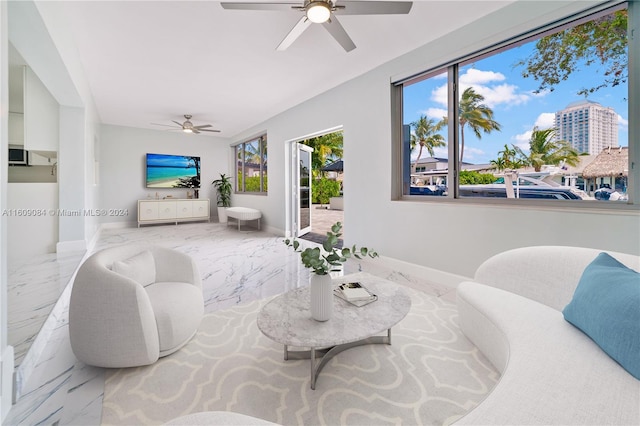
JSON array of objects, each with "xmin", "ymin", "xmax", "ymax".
[{"xmin": 146, "ymin": 153, "xmax": 201, "ymax": 188}]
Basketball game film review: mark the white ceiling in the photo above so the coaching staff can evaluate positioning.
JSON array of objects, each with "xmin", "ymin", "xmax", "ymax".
[{"xmin": 52, "ymin": 1, "xmax": 513, "ymax": 138}]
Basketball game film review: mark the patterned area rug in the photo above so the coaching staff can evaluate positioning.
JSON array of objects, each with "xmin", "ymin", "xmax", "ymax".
[{"xmin": 101, "ymin": 287, "xmax": 498, "ymax": 425}]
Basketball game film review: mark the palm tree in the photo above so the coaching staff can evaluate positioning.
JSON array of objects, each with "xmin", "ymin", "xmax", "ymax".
[
  {"xmin": 491, "ymin": 144, "xmax": 524, "ymax": 171},
  {"xmin": 305, "ymin": 131, "xmax": 343, "ymax": 178},
  {"xmin": 238, "ymin": 140, "xmax": 263, "ymax": 165},
  {"xmin": 515, "ymin": 127, "xmax": 580, "ymax": 172},
  {"xmin": 490, "ymin": 157, "xmax": 507, "ymax": 171},
  {"xmin": 458, "ymin": 87, "xmax": 501, "ymax": 163},
  {"xmin": 410, "ymin": 115, "xmax": 446, "ymax": 173},
  {"xmin": 173, "ymin": 156, "xmax": 201, "ymax": 188}
]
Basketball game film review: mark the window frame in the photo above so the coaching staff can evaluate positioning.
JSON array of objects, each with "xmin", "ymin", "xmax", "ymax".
[
  {"xmin": 234, "ymin": 134, "xmax": 267, "ymax": 194},
  {"xmin": 392, "ymin": 0, "xmax": 638, "ymax": 211}
]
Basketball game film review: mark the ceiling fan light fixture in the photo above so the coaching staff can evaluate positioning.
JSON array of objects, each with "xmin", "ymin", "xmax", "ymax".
[
  {"xmin": 183, "ymin": 117, "xmax": 194, "ymax": 133},
  {"xmin": 152, "ymin": 114, "xmax": 221, "ymax": 133},
  {"xmin": 305, "ymin": 1, "xmax": 331, "ymax": 23}
]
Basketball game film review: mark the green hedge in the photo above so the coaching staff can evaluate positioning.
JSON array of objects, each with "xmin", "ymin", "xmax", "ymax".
[
  {"xmin": 459, "ymin": 170, "xmax": 496, "ymax": 185},
  {"xmin": 312, "ymin": 178, "xmax": 341, "ymax": 204},
  {"xmin": 238, "ymin": 175, "xmax": 268, "ymax": 192}
]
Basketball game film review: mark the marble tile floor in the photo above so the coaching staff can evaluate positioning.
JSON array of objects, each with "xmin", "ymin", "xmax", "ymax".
[
  {"xmin": 5, "ymin": 221, "xmax": 455, "ymax": 426},
  {"xmin": 8, "ymin": 250, "xmax": 85, "ymax": 367}
]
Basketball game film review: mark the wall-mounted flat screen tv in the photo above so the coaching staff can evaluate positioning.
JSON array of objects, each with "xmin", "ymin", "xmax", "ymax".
[{"xmin": 146, "ymin": 153, "xmax": 200, "ymax": 188}]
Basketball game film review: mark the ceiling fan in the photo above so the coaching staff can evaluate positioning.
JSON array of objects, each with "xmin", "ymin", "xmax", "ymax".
[
  {"xmin": 220, "ymin": 0, "xmax": 413, "ymax": 52},
  {"xmin": 151, "ymin": 115, "xmax": 221, "ymax": 134}
]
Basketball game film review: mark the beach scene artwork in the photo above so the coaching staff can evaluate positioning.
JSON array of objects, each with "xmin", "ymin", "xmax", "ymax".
[{"xmin": 146, "ymin": 153, "xmax": 201, "ymax": 188}]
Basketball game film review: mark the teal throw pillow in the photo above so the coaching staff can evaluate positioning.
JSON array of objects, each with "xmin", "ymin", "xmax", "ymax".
[{"xmin": 563, "ymin": 252, "xmax": 640, "ymax": 379}]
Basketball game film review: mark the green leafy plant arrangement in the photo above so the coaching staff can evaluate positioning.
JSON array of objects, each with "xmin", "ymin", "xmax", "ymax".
[
  {"xmin": 211, "ymin": 173, "xmax": 232, "ymax": 207},
  {"xmin": 284, "ymin": 222, "xmax": 378, "ymax": 275}
]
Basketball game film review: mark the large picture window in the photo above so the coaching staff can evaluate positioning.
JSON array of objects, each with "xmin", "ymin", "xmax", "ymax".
[
  {"xmin": 398, "ymin": 2, "xmax": 634, "ymax": 205},
  {"xmin": 235, "ymin": 134, "xmax": 267, "ymax": 193}
]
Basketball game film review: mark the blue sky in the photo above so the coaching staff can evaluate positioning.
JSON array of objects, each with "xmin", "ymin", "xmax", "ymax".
[{"xmin": 403, "ymin": 41, "xmax": 629, "ymax": 165}]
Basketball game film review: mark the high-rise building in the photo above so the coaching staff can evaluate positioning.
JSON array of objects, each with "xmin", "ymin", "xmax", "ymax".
[{"xmin": 554, "ymin": 100, "xmax": 618, "ymax": 155}]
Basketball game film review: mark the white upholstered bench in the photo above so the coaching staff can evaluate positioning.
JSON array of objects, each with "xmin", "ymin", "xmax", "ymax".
[{"xmin": 225, "ymin": 207, "xmax": 262, "ymax": 231}]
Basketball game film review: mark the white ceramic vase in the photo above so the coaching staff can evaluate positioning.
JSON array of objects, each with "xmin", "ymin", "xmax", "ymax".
[
  {"xmin": 217, "ymin": 206, "xmax": 228, "ymax": 223},
  {"xmin": 309, "ymin": 273, "xmax": 333, "ymax": 321}
]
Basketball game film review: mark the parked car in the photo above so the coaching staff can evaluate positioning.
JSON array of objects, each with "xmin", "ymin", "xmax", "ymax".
[{"xmin": 594, "ymin": 187, "xmax": 628, "ymax": 201}]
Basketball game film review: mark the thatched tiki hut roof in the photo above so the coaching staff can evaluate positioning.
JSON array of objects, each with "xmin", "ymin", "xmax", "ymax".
[{"xmin": 582, "ymin": 146, "xmax": 628, "ymax": 178}]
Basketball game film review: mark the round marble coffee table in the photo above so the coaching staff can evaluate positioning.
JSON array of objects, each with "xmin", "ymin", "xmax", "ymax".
[{"xmin": 257, "ymin": 272, "xmax": 411, "ymax": 389}]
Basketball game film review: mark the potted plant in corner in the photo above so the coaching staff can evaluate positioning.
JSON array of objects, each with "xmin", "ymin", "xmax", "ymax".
[
  {"xmin": 211, "ymin": 173, "xmax": 232, "ymax": 223},
  {"xmin": 284, "ymin": 222, "xmax": 378, "ymax": 321}
]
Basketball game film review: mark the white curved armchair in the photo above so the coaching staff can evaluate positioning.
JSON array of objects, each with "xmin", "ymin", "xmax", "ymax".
[{"xmin": 69, "ymin": 244, "xmax": 204, "ymax": 368}]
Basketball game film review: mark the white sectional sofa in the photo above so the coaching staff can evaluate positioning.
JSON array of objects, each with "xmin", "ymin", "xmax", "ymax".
[{"xmin": 455, "ymin": 246, "xmax": 640, "ymax": 425}]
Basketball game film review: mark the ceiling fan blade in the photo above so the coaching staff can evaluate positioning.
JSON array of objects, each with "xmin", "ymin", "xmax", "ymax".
[
  {"xmin": 192, "ymin": 129, "xmax": 201, "ymax": 134},
  {"xmin": 172, "ymin": 120, "xmax": 184, "ymax": 127},
  {"xmin": 193, "ymin": 124, "xmax": 212, "ymax": 129},
  {"xmin": 199, "ymin": 129, "xmax": 222, "ymax": 133},
  {"xmin": 322, "ymin": 16, "xmax": 356, "ymax": 52},
  {"xmin": 220, "ymin": 2, "xmax": 299, "ymax": 12},
  {"xmin": 277, "ymin": 16, "xmax": 312, "ymax": 51},
  {"xmin": 151, "ymin": 122, "xmax": 179, "ymax": 128},
  {"xmin": 334, "ymin": 1, "xmax": 413, "ymax": 15}
]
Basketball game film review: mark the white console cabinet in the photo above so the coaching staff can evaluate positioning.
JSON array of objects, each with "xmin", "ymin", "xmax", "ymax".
[{"xmin": 138, "ymin": 199, "xmax": 210, "ymax": 227}]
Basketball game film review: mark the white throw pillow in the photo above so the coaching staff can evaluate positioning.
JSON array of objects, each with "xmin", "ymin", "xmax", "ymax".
[{"xmin": 112, "ymin": 250, "xmax": 156, "ymax": 287}]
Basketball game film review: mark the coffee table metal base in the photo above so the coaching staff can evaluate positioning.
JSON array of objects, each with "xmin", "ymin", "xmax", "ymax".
[{"xmin": 284, "ymin": 329, "xmax": 392, "ymax": 390}]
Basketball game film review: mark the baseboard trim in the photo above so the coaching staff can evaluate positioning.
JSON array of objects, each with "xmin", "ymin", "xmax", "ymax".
[
  {"xmin": 99, "ymin": 221, "xmax": 136, "ymax": 230},
  {"xmin": 376, "ymin": 255, "xmax": 470, "ymax": 290}
]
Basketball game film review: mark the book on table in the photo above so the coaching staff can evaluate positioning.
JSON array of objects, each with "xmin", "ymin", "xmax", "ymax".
[{"xmin": 334, "ymin": 282, "xmax": 377, "ymax": 306}]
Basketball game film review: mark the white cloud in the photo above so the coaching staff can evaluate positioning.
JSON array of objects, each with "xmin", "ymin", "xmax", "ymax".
[
  {"xmin": 618, "ymin": 114, "xmax": 629, "ymax": 129},
  {"xmin": 469, "ymin": 83, "xmax": 530, "ymax": 108},
  {"xmin": 460, "ymin": 69, "xmax": 505, "ymax": 85},
  {"xmin": 431, "ymin": 84, "xmax": 448, "ymax": 106},
  {"xmin": 432, "ymin": 81, "xmax": 531, "ymax": 109},
  {"xmin": 430, "ymin": 68, "xmax": 532, "ymax": 109},
  {"xmin": 512, "ymin": 131, "xmax": 532, "ymax": 151},
  {"xmin": 433, "ymin": 146, "xmax": 448, "ymax": 157},
  {"xmin": 534, "ymin": 112, "xmax": 556, "ymax": 129},
  {"xmin": 463, "ymin": 146, "xmax": 485, "ymax": 160},
  {"xmin": 421, "ymin": 107, "xmax": 448, "ymax": 119}
]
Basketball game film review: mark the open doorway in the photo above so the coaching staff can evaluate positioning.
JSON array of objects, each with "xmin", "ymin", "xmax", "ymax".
[{"xmin": 288, "ymin": 129, "xmax": 344, "ymax": 244}]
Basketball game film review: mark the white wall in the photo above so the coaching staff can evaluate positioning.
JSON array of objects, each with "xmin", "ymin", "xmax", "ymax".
[
  {"xmin": 6, "ymin": 184, "xmax": 58, "ymax": 265},
  {"xmin": 23, "ymin": 66, "xmax": 58, "ymax": 151},
  {"xmin": 99, "ymin": 124, "xmax": 230, "ymax": 225},
  {"xmin": 57, "ymin": 106, "xmax": 85, "ymax": 248},
  {"xmin": 229, "ymin": 0, "xmax": 640, "ymax": 278}
]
